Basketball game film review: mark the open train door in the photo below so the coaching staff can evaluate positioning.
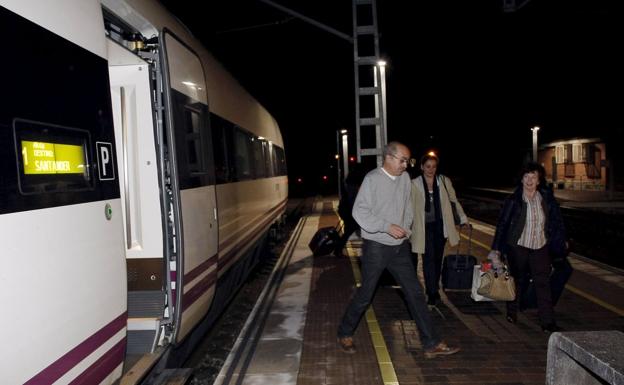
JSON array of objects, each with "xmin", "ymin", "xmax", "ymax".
[
  {"xmin": 160, "ymin": 30, "xmax": 219, "ymax": 345},
  {"xmin": 107, "ymin": 36, "xmax": 169, "ymax": 367}
]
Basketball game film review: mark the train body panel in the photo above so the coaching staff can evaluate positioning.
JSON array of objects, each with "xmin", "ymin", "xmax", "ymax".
[
  {"xmin": 1, "ymin": 201, "xmax": 126, "ymax": 385},
  {"xmin": 217, "ymin": 178, "xmax": 288, "ymax": 272},
  {"xmin": 1, "ymin": 0, "xmax": 107, "ymax": 59},
  {"xmin": 1, "ymin": 1, "xmax": 127, "ymax": 383},
  {"xmin": 177, "ymin": 186, "xmax": 218, "ymax": 342},
  {"xmin": 106, "ymin": 0, "xmax": 284, "ymax": 147},
  {"xmin": 1, "ymin": 0, "xmax": 287, "ymax": 382}
]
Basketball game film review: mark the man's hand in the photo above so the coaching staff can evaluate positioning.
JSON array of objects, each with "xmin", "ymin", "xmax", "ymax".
[{"xmin": 388, "ymin": 224, "xmax": 408, "ymax": 239}]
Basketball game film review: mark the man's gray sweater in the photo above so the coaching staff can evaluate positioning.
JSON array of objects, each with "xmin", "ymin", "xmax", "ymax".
[{"xmin": 352, "ymin": 167, "xmax": 413, "ymax": 246}]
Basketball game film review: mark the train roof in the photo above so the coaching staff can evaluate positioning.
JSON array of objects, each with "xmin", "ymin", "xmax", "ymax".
[{"xmin": 104, "ymin": 0, "xmax": 283, "ymax": 147}]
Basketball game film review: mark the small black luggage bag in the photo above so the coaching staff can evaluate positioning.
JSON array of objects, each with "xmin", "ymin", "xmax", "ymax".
[
  {"xmin": 520, "ymin": 257, "xmax": 573, "ymax": 310},
  {"xmin": 308, "ymin": 226, "xmax": 340, "ymax": 256},
  {"xmin": 442, "ymin": 225, "xmax": 477, "ymax": 290}
]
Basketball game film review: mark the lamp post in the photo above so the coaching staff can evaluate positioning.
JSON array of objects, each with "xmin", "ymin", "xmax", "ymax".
[
  {"xmin": 377, "ymin": 60, "xmax": 387, "ymax": 147},
  {"xmin": 341, "ymin": 129, "xmax": 348, "ymax": 179},
  {"xmin": 336, "ymin": 129, "xmax": 349, "ymax": 199},
  {"xmin": 335, "ymin": 153, "xmax": 341, "ymax": 199},
  {"xmin": 373, "ymin": 60, "xmax": 388, "ymax": 166},
  {"xmin": 532, "ymin": 126, "xmax": 540, "ymax": 162}
]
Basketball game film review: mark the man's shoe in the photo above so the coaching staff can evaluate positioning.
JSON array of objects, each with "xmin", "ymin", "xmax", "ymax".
[
  {"xmin": 424, "ymin": 341, "xmax": 460, "ymax": 359},
  {"xmin": 337, "ymin": 336, "xmax": 356, "ymax": 354}
]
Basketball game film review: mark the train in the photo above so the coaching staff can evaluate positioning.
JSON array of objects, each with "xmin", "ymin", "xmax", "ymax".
[{"xmin": 0, "ymin": 0, "xmax": 288, "ymax": 383}]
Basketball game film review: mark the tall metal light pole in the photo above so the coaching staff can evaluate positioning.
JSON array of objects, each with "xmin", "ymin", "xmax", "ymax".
[
  {"xmin": 377, "ymin": 61, "xmax": 387, "ymax": 147},
  {"xmin": 336, "ymin": 129, "xmax": 348, "ymax": 199},
  {"xmin": 335, "ymin": 153, "xmax": 341, "ymax": 199},
  {"xmin": 341, "ymin": 129, "xmax": 349, "ymax": 179},
  {"xmin": 532, "ymin": 126, "xmax": 540, "ymax": 162}
]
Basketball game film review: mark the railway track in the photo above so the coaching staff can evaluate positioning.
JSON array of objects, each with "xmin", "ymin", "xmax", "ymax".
[
  {"xmin": 182, "ymin": 198, "xmax": 314, "ymax": 384},
  {"xmin": 459, "ymin": 188, "xmax": 624, "ymax": 269}
]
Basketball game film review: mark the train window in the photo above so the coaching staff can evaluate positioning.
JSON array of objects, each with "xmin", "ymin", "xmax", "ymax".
[
  {"xmin": 13, "ymin": 119, "xmax": 93, "ymax": 194},
  {"xmin": 273, "ymin": 145, "xmax": 287, "ymax": 176},
  {"xmin": 262, "ymin": 141, "xmax": 273, "ymax": 177},
  {"xmin": 210, "ymin": 114, "xmax": 232, "ymax": 184},
  {"xmin": 209, "ymin": 112, "xmax": 281, "ymax": 183},
  {"xmin": 170, "ymin": 91, "xmax": 215, "ymax": 188},
  {"xmin": 251, "ymin": 137, "xmax": 265, "ymax": 178},
  {"xmin": 233, "ymin": 127, "xmax": 252, "ymax": 181},
  {"xmin": 271, "ymin": 143, "xmax": 279, "ymax": 176},
  {"xmin": 185, "ymin": 107, "xmax": 202, "ymax": 172}
]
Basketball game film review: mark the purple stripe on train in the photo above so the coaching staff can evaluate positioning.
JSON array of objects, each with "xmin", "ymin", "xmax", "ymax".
[
  {"xmin": 182, "ymin": 270, "xmax": 218, "ymax": 309},
  {"xmin": 184, "ymin": 254, "xmax": 218, "ymax": 283},
  {"xmin": 68, "ymin": 339, "xmax": 126, "ymax": 385},
  {"xmin": 24, "ymin": 312, "xmax": 127, "ymax": 385}
]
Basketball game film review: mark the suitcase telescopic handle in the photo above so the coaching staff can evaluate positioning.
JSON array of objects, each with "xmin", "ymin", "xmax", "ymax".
[{"xmin": 456, "ymin": 223, "xmax": 473, "ymax": 256}]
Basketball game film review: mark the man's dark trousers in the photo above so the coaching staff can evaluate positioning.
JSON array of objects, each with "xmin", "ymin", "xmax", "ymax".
[{"xmin": 337, "ymin": 239, "xmax": 439, "ymax": 350}]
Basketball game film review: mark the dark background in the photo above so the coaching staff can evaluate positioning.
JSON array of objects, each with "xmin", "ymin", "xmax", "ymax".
[{"xmin": 160, "ymin": 0, "xmax": 624, "ymax": 194}]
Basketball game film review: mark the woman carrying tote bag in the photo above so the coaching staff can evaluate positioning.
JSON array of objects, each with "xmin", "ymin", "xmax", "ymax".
[{"xmin": 488, "ymin": 162, "xmax": 567, "ymax": 333}]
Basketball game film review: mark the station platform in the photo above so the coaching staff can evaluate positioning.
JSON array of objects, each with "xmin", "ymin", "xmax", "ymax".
[{"xmin": 213, "ymin": 197, "xmax": 624, "ymax": 385}]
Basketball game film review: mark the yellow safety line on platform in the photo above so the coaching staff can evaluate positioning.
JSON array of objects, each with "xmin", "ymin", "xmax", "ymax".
[
  {"xmin": 460, "ymin": 232, "xmax": 624, "ymax": 317},
  {"xmin": 459, "ymin": 232, "xmax": 490, "ymax": 254},
  {"xmin": 565, "ymin": 285, "xmax": 624, "ymax": 317},
  {"xmin": 346, "ymin": 246, "xmax": 399, "ymax": 385}
]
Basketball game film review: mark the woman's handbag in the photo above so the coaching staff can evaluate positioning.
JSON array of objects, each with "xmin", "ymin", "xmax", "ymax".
[
  {"xmin": 477, "ymin": 267, "xmax": 516, "ymax": 301},
  {"xmin": 441, "ymin": 176, "xmax": 461, "ymax": 225},
  {"xmin": 450, "ymin": 202, "xmax": 461, "ymax": 226}
]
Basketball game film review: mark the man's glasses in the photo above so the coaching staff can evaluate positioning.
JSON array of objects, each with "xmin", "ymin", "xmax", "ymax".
[{"xmin": 390, "ymin": 154, "xmax": 409, "ymax": 164}]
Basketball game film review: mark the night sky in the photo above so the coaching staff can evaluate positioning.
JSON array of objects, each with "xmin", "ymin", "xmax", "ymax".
[{"xmin": 160, "ymin": 0, "xmax": 624, "ymax": 191}]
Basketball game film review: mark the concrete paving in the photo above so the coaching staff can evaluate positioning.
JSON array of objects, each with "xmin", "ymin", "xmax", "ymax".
[{"xmin": 216, "ymin": 197, "xmax": 624, "ymax": 385}]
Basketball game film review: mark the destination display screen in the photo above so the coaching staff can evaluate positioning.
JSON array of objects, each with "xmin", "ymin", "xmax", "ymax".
[
  {"xmin": 13, "ymin": 119, "xmax": 94, "ymax": 194},
  {"xmin": 21, "ymin": 140, "xmax": 86, "ymax": 175}
]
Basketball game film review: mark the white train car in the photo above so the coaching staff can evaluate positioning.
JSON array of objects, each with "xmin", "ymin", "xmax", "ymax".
[{"xmin": 0, "ymin": 0, "xmax": 287, "ymax": 383}]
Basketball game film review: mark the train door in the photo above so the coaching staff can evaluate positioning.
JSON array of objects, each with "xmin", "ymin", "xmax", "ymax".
[
  {"xmin": 107, "ymin": 39, "xmax": 168, "ymax": 365},
  {"xmin": 160, "ymin": 30, "xmax": 219, "ymax": 344}
]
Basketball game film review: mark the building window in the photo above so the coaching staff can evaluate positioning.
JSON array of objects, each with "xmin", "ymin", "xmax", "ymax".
[
  {"xmin": 572, "ymin": 143, "xmax": 585, "ymax": 163},
  {"xmin": 556, "ymin": 145, "xmax": 566, "ymax": 164}
]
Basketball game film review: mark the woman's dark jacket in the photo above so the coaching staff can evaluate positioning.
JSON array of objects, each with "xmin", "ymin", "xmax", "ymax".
[{"xmin": 491, "ymin": 186, "xmax": 567, "ymax": 259}]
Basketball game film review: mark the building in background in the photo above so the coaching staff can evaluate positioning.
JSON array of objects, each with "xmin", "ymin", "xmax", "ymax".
[{"xmin": 538, "ymin": 138, "xmax": 607, "ymax": 190}]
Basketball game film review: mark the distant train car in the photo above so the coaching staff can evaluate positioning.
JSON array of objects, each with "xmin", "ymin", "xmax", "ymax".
[{"xmin": 0, "ymin": 0, "xmax": 287, "ymax": 383}]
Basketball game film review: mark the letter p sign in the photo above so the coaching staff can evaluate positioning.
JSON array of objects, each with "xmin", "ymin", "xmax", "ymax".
[{"xmin": 96, "ymin": 142, "xmax": 115, "ymax": 181}]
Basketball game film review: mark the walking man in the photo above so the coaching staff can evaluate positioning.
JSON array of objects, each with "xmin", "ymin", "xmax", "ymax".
[{"xmin": 336, "ymin": 141, "xmax": 460, "ymax": 358}]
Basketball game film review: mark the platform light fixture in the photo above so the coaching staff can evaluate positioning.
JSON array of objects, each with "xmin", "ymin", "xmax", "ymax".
[
  {"xmin": 341, "ymin": 130, "xmax": 349, "ymax": 180},
  {"xmin": 336, "ymin": 129, "xmax": 349, "ymax": 199},
  {"xmin": 376, "ymin": 61, "xmax": 388, "ymax": 163},
  {"xmin": 532, "ymin": 126, "xmax": 540, "ymax": 162}
]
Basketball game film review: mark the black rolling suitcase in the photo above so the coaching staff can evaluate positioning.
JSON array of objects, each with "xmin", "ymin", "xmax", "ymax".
[
  {"xmin": 308, "ymin": 225, "xmax": 340, "ymax": 256},
  {"xmin": 442, "ymin": 225, "xmax": 478, "ymax": 290},
  {"xmin": 520, "ymin": 257, "xmax": 573, "ymax": 310}
]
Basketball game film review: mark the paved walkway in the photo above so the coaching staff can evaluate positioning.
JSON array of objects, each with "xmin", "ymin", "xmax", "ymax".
[{"xmin": 215, "ymin": 197, "xmax": 624, "ymax": 385}]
